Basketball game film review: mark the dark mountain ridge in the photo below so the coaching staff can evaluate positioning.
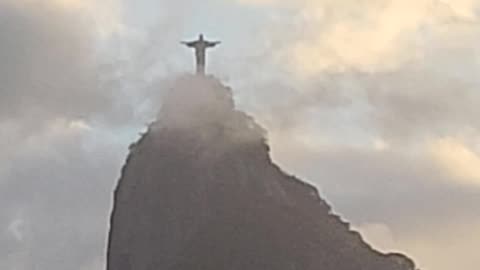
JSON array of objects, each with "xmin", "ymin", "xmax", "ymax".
[{"xmin": 107, "ymin": 75, "xmax": 417, "ymax": 270}]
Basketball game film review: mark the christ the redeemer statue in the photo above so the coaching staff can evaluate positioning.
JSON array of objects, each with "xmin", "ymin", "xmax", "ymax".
[{"xmin": 182, "ymin": 34, "xmax": 220, "ymax": 75}]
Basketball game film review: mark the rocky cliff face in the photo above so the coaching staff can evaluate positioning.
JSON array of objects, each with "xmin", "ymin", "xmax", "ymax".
[{"xmin": 107, "ymin": 75, "xmax": 417, "ymax": 270}]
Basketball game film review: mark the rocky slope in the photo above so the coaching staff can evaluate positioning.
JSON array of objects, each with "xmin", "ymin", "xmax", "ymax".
[{"xmin": 107, "ymin": 75, "xmax": 417, "ymax": 270}]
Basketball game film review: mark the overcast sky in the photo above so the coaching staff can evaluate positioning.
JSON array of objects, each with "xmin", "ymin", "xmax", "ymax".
[{"xmin": 1, "ymin": 1, "xmax": 480, "ymax": 270}]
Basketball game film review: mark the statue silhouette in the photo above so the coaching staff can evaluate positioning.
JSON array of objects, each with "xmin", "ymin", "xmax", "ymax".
[{"xmin": 182, "ymin": 34, "xmax": 220, "ymax": 75}]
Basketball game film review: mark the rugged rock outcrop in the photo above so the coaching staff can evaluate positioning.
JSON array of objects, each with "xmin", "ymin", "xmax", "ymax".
[{"xmin": 107, "ymin": 75, "xmax": 417, "ymax": 270}]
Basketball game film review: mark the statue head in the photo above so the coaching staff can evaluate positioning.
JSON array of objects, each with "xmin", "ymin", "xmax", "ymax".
[{"xmin": 199, "ymin": 34, "xmax": 204, "ymax": 41}]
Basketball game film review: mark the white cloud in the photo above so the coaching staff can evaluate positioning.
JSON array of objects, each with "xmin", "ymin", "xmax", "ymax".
[
  {"xmin": 373, "ymin": 138, "xmax": 390, "ymax": 151},
  {"xmin": 236, "ymin": 0, "xmax": 480, "ymax": 76},
  {"xmin": 399, "ymin": 218, "xmax": 480, "ymax": 270},
  {"xmin": 355, "ymin": 223, "xmax": 398, "ymax": 252},
  {"xmin": 355, "ymin": 218, "xmax": 480, "ymax": 270},
  {"xmin": 68, "ymin": 120, "xmax": 93, "ymax": 132},
  {"xmin": 429, "ymin": 137, "xmax": 480, "ymax": 186},
  {"xmin": 7, "ymin": 219, "xmax": 25, "ymax": 242}
]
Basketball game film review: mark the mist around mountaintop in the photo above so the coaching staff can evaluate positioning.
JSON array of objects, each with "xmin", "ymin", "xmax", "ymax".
[
  {"xmin": 107, "ymin": 74, "xmax": 418, "ymax": 270},
  {"xmin": 1, "ymin": 1, "xmax": 480, "ymax": 270}
]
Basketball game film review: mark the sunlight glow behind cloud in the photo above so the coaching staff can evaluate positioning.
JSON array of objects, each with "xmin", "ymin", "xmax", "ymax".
[
  {"xmin": 237, "ymin": 0, "xmax": 480, "ymax": 76},
  {"xmin": 429, "ymin": 137, "xmax": 480, "ymax": 186}
]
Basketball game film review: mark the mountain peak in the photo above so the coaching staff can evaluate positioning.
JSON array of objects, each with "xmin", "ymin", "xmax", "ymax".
[{"xmin": 107, "ymin": 76, "xmax": 418, "ymax": 270}]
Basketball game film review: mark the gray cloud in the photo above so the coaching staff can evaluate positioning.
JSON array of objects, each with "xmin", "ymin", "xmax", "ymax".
[
  {"xmin": 230, "ymin": 1, "xmax": 480, "ymax": 145},
  {"xmin": 0, "ymin": 2, "xmax": 127, "ymax": 269},
  {"xmin": 0, "ymin": 1, "xmax": 110, "ymax": 124},
  {"xmin": 0, "ymin": 127, "xmax": 124, "ymax": 270},
  {"xmin": 2, "ymin": 0, "xmax": 480, "ymax": 270},
  {"xmin": 270, "ymin": 142, "xmax": 480, "ymax": 269},
  {"xmin": 0, "ymin": 0, "xmax": 201, "ymax": 268},
  {"xmin": 272, "ymin": 145, "xmax": 480, "ymax": 228}
]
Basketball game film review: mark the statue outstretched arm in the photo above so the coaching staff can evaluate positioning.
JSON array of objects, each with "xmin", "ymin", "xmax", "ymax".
[
  {"xmin": 181, "ymin": 41, "xmax": 197, "ymax": 47},
  {"xmin": 206, "ymin": 41, "xmax": 221, "ymax": 47}
]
